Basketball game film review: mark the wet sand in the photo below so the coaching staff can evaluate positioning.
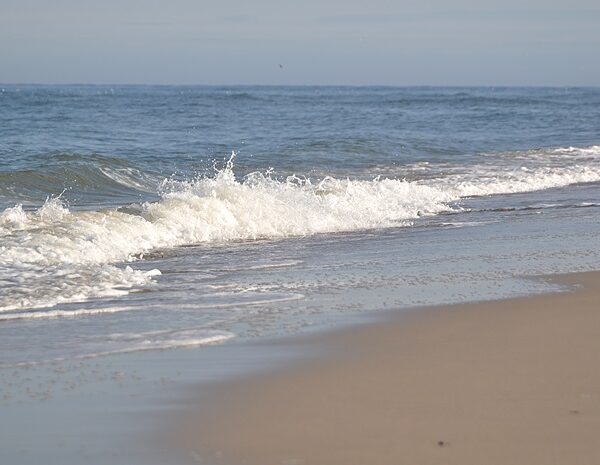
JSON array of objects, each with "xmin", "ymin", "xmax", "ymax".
[{"xmin": 177, "ymin": 272, "xmax": 600, "ymax": 465}]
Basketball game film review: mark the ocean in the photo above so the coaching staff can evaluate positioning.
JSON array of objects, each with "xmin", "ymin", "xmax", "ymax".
[{"xmin": 1, "ymin": 85, "xmax": 600, "ymax": 463}]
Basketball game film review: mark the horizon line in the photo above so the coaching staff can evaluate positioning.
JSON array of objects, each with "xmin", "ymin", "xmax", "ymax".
[{"xmin": 1, "ymin": 82, "xmax": 599, "ymax": 89}]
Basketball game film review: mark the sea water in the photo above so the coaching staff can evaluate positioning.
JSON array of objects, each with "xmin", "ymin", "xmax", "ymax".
[{"xmin": 1, "ymin": 86, "xmax": 600, "ymax": 463}]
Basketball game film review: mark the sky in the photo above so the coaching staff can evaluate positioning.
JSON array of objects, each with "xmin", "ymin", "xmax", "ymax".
[{"xmin": 1, "ymin": 0, "xmax": 599, "ymax": 85}]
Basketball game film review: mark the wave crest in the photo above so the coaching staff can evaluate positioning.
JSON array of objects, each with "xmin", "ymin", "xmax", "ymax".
[{"xmin": 1, "ymin": 146, "xmax": 600, "ymax": 313}]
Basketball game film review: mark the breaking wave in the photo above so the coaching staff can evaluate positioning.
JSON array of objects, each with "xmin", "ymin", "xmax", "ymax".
[{"xmin": 1, "ymin": 146, "xmax": 600, "ymax": 313}]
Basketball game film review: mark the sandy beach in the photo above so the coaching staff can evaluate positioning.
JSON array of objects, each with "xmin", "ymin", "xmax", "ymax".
[{"xmin": 178, "ymin": 272, "xmax": 600, "ymax": 465}]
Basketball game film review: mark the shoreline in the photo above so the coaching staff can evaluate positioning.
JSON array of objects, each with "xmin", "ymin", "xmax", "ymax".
[{"xmin": 175, "ymin": 271, "xmax": 600, "ymax": 465}]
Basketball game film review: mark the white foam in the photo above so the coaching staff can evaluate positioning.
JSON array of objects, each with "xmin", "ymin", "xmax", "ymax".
[
  {"xmin": 553, "ymin": 145, "xmax": 600, "ymax": 156},
  {"xmin": 0, "ymin": 265, "xmax": 159, "ymax": 312},
  {"xmin": 77, "ymin": 329, "xmax": 235, "ymax": 358},
  {"xmin": 0, "ymin": 167, "xmax": 456, "ymax": 270},
  {"xmin": 437, "ymin": 164, "xmax": 600, "ymax": 198},
  {"xmin": 0, "ymin": 305, "xmax": 135, "ymax": 321},
  {"xmin": 1, "ymin": 328, "xmax": 235, "ymax": 367},
  {"xmin": 1, "ymin": 146, "xmax": 600, "ymax": 313}
]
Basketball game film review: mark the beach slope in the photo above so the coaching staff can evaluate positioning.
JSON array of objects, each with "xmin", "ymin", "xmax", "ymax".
[{"xmin": 179, "ymin": 272, "xmax": 600, "ymax": 465}]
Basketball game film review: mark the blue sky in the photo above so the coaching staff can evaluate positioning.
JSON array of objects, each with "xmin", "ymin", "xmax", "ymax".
[{"xmin": 1, "ymin": 0, "xmax": 599, "ymax": 85}]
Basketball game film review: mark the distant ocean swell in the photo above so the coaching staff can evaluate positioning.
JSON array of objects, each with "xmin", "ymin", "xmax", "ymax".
[{"xmin": 1, "ymin": 145, "xmax": 600, "ymax": 316}]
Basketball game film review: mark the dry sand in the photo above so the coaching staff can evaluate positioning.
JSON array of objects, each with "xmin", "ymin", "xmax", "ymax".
[{"xmin": 178, "ymin": 272, "xmax": 600, "ymax": 465}]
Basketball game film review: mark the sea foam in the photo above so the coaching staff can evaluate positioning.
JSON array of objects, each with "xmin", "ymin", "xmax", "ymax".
[{"xmin": 1, "ymin": 147, "xmax": 600, "ymax": 313}]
